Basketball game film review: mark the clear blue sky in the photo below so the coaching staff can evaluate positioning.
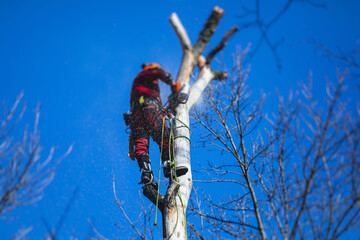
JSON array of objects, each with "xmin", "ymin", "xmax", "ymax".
[{"xmin": 0, "ymin": 0, "xmax": 359, "ymax": 239}]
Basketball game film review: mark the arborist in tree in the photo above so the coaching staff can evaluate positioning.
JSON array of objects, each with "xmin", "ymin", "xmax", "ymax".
[{"xmin": 124, "ymin": 63, "xmax": 188, "ymax": 185}]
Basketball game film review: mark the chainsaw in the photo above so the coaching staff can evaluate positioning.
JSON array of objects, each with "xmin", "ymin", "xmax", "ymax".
[{"xmin": 167, "ymin": 82, "xmax": 190, "ymax": 113}]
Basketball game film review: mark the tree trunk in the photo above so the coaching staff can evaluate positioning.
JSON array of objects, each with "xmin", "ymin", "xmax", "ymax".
[
  {"xmin": 163, "ymin": 104, "xmax": 192, "ymax": 239},
  {"xmin": 142, "ymin": 7, "xmax": 237, "ymax": 239}
]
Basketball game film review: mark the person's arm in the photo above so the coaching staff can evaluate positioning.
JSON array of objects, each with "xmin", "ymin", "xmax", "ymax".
[
  {"xmin": 161, "ymin": 71, "xmax": 182, "ymax": 93},
  {"xmin": 144, "ymin": 68, "xmax": 173, "ymax": 84},
  {"xmin": 141, "ymin": 68, "xmax": 180, "ymax": 92}
]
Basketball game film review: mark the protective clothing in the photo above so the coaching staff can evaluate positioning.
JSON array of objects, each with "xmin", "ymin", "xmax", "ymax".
[
  {"xmin": 130, "ymin": 63, "xmax": 173, "ymax": 105},
  {"xmin": 129, "ymin": 63, "xmax": 174, "ymax": 183},
  {"xmin": 142, "ymin": 63, "xmax": 162, "ymax": 70},
  {"xmin": 131, "ymin": 97, "xmax": 172, "ymax": 161}
]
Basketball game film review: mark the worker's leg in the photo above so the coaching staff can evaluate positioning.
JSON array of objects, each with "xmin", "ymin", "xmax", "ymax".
[
  {"xmin": 131, "ymin": 111, "xmax": 153, "ymax": 184},
  {"xmin": 143, "ymin": 105, "xmax": 172, "ymax": 162},
  {"xmin": 144, "ymin": 106, "xmax": 188, "ymax": 178},
  {"xmin": 132, "ymin": 126, "xmax": 150, "ymax": 160}
]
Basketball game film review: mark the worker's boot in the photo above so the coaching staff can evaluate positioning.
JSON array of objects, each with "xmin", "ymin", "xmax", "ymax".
[
  {"xmin": 137, "ymin": 154, "xmax": 154, "ymax": 185},
  {"xmin": 141, "ymin": 162, "xmax": 154, "ymax": 184},
  {"xmin": 163, "ymin": 160, "xmax": 188, "ymax": 179}
]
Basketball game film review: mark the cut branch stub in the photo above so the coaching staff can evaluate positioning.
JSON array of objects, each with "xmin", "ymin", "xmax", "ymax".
[
  {"xmin": 213, "ymin": 70, "xmax": 228, "ymax": 80},
  {"xmin": 165, "ymin": 181, "xmax": 180, "ymax": 208},
  {"xmin": 142, "ymin": 181, "xmax": 180, "ymax": 213},
  {"xmin": 142, "ymin": 182, "xmax": 165, "ymax": 213}
]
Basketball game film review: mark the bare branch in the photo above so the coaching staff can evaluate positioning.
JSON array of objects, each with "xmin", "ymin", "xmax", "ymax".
[
  {"xmin": 193, "ymin": 6, "xmax": 224, "ymax": 60},
  {"xmin": 169, "ymin": 13, "xmax": 192, "ymax": 51},
  {"xmin": 169, "ymin": 13, "xmax": 194, "ymax": 84},
  {"xmin": 0, "ymin": 95, "xmax": 72, "ymax": 216},
  {"xmin": 238, "ymin": 0, "xmax": 326, "ymax": 69},
  {"xmin": 112, "ymin": 175, "xmax": 144, "ymax": 239},
  {"xmin": 87, "ymin": 219, "xmax": 109, "ymax": 240},
  {"xmin": 206, "ymin": 26, "xmax": 239, "ymax": 64}
]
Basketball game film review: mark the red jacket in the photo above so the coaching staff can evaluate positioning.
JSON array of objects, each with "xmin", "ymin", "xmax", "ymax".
[{"xmin": 130, "ymin": 68, "xmax": 172, "ymax": 106}]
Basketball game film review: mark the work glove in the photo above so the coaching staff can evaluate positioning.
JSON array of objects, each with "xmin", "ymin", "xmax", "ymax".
[{"xmin": 171, "ymin": 82, "xmax": 181, "ymax": 93}]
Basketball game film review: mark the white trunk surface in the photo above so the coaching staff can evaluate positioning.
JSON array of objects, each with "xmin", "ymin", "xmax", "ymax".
[
  {"xmin": 187, "ymin": 67, "xmax": 214, "ymax": 109},
  {"xmin": 164, "ymin": 68, "xmax": 215, "ymax": 239},
  {"xmin": 164, "ymin": 104, "xmax": 192, "ymax": 239}
]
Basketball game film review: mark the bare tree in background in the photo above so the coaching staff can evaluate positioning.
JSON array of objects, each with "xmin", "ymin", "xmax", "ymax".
[
  {"xmin": 188, "ymin": 44, "xmax": 360, "ymax": 239},
  {"xmin": 0, "ymin": 92, "xmax": 72, "ymax": 233},
  {"xmin": 237, "ymin": 0, "xmax": 326, "ymax": 69},
  {"xmin": 41, "ymin": 186, "xmax": 79, "ymax": 240},
  {"xmin": 109, "ymin": 179, "xmax": 157, "ymax": 240},
  {"xmin": 265, "ymin": 72, "xmax": 359, "ymax": 240},
  {"xmin": 190, "ymin": 46, "xmax": 267, "ymax": 239}
]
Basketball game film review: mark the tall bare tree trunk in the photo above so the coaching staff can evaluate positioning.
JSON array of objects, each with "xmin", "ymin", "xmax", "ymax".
[{"xmin": 142, "ymin": 7, "xmax": 236, "ymax": 239}]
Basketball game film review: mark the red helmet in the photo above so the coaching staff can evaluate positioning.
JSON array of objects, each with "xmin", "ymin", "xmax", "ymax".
[{"xmin": 141, "ymin": 63, "xmax": 162, "ymax": 70}]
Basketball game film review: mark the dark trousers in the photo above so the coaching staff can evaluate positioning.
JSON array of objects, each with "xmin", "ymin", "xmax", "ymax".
[{"xmin": 131, "ymin": 103, "xmax": 172, "ymax": 166}]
